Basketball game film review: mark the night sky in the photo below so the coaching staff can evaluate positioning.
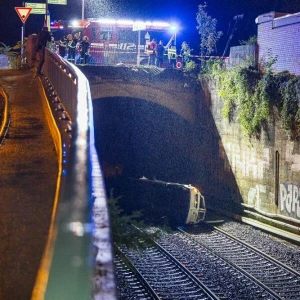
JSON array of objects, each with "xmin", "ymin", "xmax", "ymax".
[{"xmin": 1, "ymin": 0, "xmax": 300, "ymax": 55}]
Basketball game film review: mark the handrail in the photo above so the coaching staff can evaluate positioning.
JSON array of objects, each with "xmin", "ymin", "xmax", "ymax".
[{"xmin": 33, "ymin": 49, "xmax": 117, "ymax": 299}]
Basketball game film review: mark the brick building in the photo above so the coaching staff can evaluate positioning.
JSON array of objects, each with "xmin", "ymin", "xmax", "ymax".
[{"xmin": 256, "ymin": 11, "xmax": 300, "ymax": 75}]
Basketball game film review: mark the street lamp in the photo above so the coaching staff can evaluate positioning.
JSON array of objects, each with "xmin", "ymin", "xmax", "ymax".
[
  {"xmin": 170, "ymin": 25, "xmax": 178, "ymax": 46},
  {"xmin": 82, "ymin": 0, "xmax": 85, "ymax": 20}
]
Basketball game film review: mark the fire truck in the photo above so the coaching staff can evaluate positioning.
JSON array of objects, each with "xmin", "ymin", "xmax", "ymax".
[{"xmin": 51, "ymin": 18, "xmax": 178, "ymax": 65}]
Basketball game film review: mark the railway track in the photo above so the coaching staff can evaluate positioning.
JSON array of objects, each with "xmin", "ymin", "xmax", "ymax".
[
  {"xmin": 115, "ymin": 222, "xmax": 300, "ymax": 299},
  {"xmin": 156, "ymin": 229, "xmax": 278, "ymax": 299},
  {"xmin": 114, "ymin": 249, "xmax": 157, "ymax": 299},
  {"xmin": 180, "ymin": 225, "xmax": 300, "ymax": 299},
  {"xmin": 115, "ymin": 236, "xmax": 218, "ymax": 299}
]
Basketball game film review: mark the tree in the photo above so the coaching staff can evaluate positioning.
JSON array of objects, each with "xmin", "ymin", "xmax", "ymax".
[
  {"xmin": 85, "ymin": 0, "xmax": 121, "ymax": 18},
  {"xmin": 196, "ymin": 3, "xmax": 223, "ymax": 56}
]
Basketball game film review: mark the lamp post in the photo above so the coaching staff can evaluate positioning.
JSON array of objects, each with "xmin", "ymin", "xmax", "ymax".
[
  {"xmin": 170, "ymin": 25, "xmax": 178, "ymax": 46},
  {"xmin": 82, "ymin": 0, "xmax": 85, "ymax": 20},
  {"xmin": 45, "ymin": 0, "xmax": 48, "ymax": 25}
]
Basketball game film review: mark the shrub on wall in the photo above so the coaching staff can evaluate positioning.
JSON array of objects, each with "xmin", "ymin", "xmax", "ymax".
[
  {"xmin": 208, "ymin": 59, "xmax": 300, "ymax": 139},
  {"xmin": 279, "ymin": 75, "xmax": 300, "ymax": 138},
  {"xmin": 0, "ymin": 42, "xmax": 22, "ymax": 69},
  {"xmin": 216, "ymin": 64, "xmax": 269, "ymax": 137}
]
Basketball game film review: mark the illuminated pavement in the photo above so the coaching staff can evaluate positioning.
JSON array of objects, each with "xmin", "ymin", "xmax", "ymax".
[{"xmin": 0, "ymin": 70, "xmax": 58, "ymax": 300}]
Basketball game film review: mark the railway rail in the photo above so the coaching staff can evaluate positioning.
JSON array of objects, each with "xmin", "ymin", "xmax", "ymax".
[
  {"xmin": 115, "ymin": 235, "xmax": 218, "ymax": 299},
  {"xmin": 114, "ymin": 249, "xmax": 157, "ymax": 300},
  {"xmin": 115, "ymin": 226, "xmax": 284, "ymax": 299},
  {"xmin": 181, "ymin": 225, "xmax": 300, "ymax": 299},
  {"xmin": 157, "ymin": 229, "xmax": 279, "ymax": 299},
  {"xmin": 114, "ymin": 219, "xmax": 300, "ymax": 299}
]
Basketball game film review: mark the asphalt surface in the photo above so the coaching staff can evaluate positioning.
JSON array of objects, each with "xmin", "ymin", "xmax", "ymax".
[{"xmin": 0, "ymin": 70, "xmax": 58, "ymax": 300}]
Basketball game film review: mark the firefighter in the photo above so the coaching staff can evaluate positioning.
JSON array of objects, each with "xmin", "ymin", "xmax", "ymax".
[
  {"xmin": 58, "ymin": 35, "xmax": 67, "ymax": 58},
  {"xmin": 79, "ymin": 36, "xmax": 90, "ymax": 64},
  {"xmin": 180, "ymin": 41, "xmax": 191, "ymax": 67},
  {"xmin": 156, "ymin": 40, "xmax": 164, "ymax": 67},
  {"xmin": 147, "ymin": 39, "xmax": 157, "ymax": 66},
  {"xmin": 168, "ymin": 42, "xmax": 177, "ymax": 68}
]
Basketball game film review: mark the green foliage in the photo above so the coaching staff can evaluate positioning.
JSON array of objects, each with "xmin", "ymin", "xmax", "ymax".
[
  {"xmin": 0, "ymin": 41, "xmax": 22, "ymax": 56},
  {"xmin": 218, "ymin": 66, "xmax": 265, "ymax": 132},
  {"xmin": 216, "ymin": 60, "xmax": 270, "ymax": 137},
  {"xmin": 108, "ymin": 193, "xmax": 145, "ymax": 248},
  {"xmin": 200, "ymin": 58, "xmax": 223, "ymax": 75},
  {"xmin": 239, "ymin": 35, "xmax": 257, "ymax": 45},
  {"xmin": 0, "ymin": 41, "xmax": 23, "ymax": 69},
  {"xmin": 214, "ymin": 57, "xmax": 300, "ymax": 139},
  {"xmin": 184, "ymin": 60, "xmax": 197, "ymax": 71},
  {"xmin": 279, "ymin": 76, "xmax": 300, "ymax": 138},
  {"xmin": 196, "ymin": 3, "xmax": 223, "ymax": 56},
  {"xmin": 108, "ymin": 191, "xmax": 164, "ymax": 249},
  {"xmin": 0, "ymin": 42, "xmax": 12, "ymax": 55}
]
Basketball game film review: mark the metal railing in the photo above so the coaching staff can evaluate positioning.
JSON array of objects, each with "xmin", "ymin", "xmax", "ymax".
[{"xmin": 33, "ymin": 49, "xmax": 117, "ymax": 299}]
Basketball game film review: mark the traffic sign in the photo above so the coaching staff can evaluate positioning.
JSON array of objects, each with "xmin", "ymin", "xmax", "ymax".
[
  {"xmin": 48, "ymin": 0, "xmax": 67, "ymax": 4},
  {"xmin": 25, "ymin": 3, "xmax": 46, "ymax": 15},
  {"xmin": 15, "ymin": 7, "xmax": 32, "ymax": 23},
  {"xmin": 133, "ymin": 22, "xmax": 147, "ymax": 31}
]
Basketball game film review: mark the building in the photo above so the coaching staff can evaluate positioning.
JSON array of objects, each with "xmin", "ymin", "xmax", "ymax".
[{"xmin": 256, "ymin": 11, "xmax": 300, "ymax": 75}]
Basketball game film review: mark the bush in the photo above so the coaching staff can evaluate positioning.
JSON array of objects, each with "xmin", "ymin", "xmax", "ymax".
[{"xmin": 214, "ymin": 60, "xmax": 300, "ymax": 139}]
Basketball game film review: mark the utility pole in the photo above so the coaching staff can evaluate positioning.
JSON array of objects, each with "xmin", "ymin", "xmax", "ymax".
[
  {"xmin": 22, "ymin": 2, "xmax": 25, "ymax": 60},
  {"xmin": 82, "ymin": 0, "xmax": 85, "ymax": 20},
  {"xmin": 45, "ymin": 0, "xmax": 49, "ymax": 27},
  {"xmin": 222, "ymin": 14, "xmax": 243, "ymax": 58}
]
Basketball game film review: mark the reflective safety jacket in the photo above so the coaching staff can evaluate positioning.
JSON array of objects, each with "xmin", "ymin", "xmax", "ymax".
[{"xmin": 168, "ymin": 46, "xmax": 177, "ymax": 60}]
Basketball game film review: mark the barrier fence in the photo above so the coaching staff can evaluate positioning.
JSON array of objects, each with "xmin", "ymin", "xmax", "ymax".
[{"xmin": 32, "ymin": 49, "xmax": 117, "ymax": 300}]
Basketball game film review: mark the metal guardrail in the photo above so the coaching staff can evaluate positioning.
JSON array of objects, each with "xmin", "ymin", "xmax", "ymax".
[{"xmin": 32, "ymin": 49, "xmax": 117, "ymax": 299}]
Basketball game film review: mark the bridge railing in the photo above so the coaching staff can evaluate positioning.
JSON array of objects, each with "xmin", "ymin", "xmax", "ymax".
[{"xmin": 32, "ymin": 48, "xmax": 117, "ymax": 299}]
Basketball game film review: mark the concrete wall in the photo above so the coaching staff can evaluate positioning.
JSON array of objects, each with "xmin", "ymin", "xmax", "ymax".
[
  {"xmin": 85, "ymin": 66, "xmax": 246, "ymax": 218},
  {"xmin": 0, "ymin": 54, "xmax": 8, "ymax": 69},
  {"xmin": 256, "ymin": 11, "xmax": 300, "ymax": 75},
  {"xmin": 203, "ymin": 78, "xmax": 300, "ymax": 226},
  {"xmin": 80, "ymin": 65, "xmax": 299, "ymax": 233},
  {"xmin": 229, "ymin": 45, "xmax": 258, "ymax": 68}
]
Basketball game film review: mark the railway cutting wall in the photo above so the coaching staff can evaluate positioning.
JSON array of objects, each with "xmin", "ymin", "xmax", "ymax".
[{"xmin": 80, "ymin": 66, "xmax": 300, "ymax": 233}]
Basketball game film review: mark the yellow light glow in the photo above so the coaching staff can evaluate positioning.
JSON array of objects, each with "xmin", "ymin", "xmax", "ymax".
[
  {"xmin": 117, "ymin": 19, "xmax": 134, "ymax": 25},
  {"xmin": 97, "ymin": 19, "xmax": 116, "ymax": 24},
  {"xmin": 71, "ymin": 20, "xmax": 80, "ymax": 27},
  {"xmin": 152, "ymin": 21, "xmax": 170, "ymax": 28}
]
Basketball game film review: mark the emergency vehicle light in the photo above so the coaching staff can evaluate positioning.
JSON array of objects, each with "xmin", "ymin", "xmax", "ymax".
[
  {"xmin": 169, "ymin": 24, "xmax": 179, "ymax": 32},
  {"xmin": 71, "ymin": 20, "xmax": 80, "ymax": 27},
  {"xmin": 117, "ymin": 19, "xmax": 135, "ymax": 25},
  {"xmin": 93, "ymin": 18, "xmax": 171, "ymax": 29},
  {"xmin": 96, "ymin": 19, "xmax": 117, "ymax": 24},
  {"xmin": 151, "ymin": 21, "xmax": 170, "ymax": 28}
]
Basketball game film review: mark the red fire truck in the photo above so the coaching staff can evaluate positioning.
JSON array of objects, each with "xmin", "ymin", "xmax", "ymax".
[{"xmin": 51, "ymin": 18, "xmax": 178, "ymax": 65}]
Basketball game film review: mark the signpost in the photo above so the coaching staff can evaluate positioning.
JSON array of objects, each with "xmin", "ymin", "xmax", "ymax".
[
  {"xmin": 25, "ymin": 3, "xmax": 46, "ymax": 15},
  {"xmin": 48, "ymin": 0, "xmax": 67, "ymax": 4},
  {"xmin": 45, "ymin": 0, "xmax": 67, "ymax": 31},
  {"xmin": 133, "ymin": 22, "xmax": 147, "ymax": 66},
  {"xmin": 15, "ymin": 7, "xmax": 32, "ymax": 62},
  {"xmin": 15, "ymin": 7, "xmax": 32, "ymax": 23},
  {"xmin": 15, "ymin": 1, "xmax": 67, "ymax": 62}
]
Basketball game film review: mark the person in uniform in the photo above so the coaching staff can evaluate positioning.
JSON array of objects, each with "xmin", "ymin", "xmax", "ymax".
[
  {"xmin": 147, "ymin": 39, "xmax": 157, "ymax": 66},
  {"xmin": 67, "ymin": 33, "xmax": 76, "ymax": 62},
  {"xmin": 58, "ymin": 35, "xmax": 67, "ymax": 58},
  {"xmin": 167, "ymin": 41, "xmax": 177, "ymax": 69},
  {"xmin": 156, "ymin": 40, "xmax": 164, "ymax": 67},
  {"xmin": 79, "ymin": 35, "xmax": 90, "ymax": 64}
]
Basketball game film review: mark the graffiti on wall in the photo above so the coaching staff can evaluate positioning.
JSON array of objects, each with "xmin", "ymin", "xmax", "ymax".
[
  {"xmin": 280, "ymin": 183, "xmax": 300, "ymax": 219},
  {"xmin": 224, "ymin": 143, "xmax": 270, "ymax": 179},
  {"xmin": 248, "ymin": 184, "xmax": 267, "ymax": 208},
  {"xmin": 285, "ymin": 141, "xmax": 300, "ymax": 172}
]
